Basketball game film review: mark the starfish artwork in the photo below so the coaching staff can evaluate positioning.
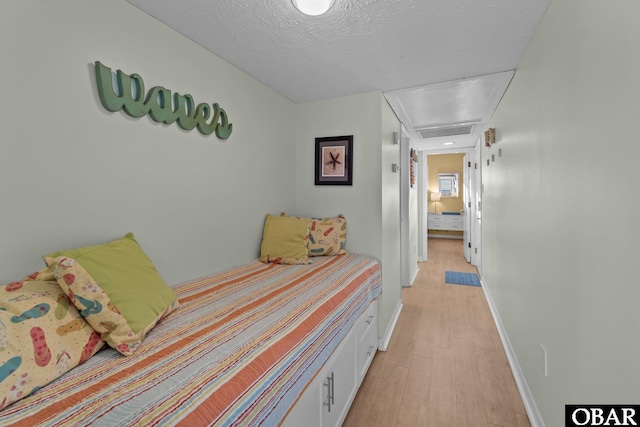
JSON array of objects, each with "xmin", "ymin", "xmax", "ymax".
[
  {"xmin": 322, "ymin": 146, "xmax": 346, "ymax": 177},
  {"xmin": 315, "ymin": 136, "xmax": 352, "ymax": 185},
  {"xmin": 326, "ymin": 151, "xmax": 341, "ymax": 170}
]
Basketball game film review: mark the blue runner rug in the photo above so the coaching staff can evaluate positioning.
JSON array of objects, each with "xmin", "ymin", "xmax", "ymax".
[{"xmin": 445, "ymin": 271, "xmax": 481, "ymax": 287}]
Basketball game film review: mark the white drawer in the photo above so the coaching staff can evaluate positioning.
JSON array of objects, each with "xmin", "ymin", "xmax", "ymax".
[
  {"xmin": 357, "ymin": 324, "xmax": 376, "ymax": 385},
  {"xmin": 357, "ymin": 301, "xmax": 376, "ymax": 343},
  {"xmin": 445, "ymin": 215, "xmax": 462, "ymax": 224},
  {"xmin": 357, "ymin": 301, "xmax": 377, "ymax": 385},
  {"xmin": 427, "ymin": 214, "xmax": 445, "ymax": 223},
  {"xmin": 429, "ymin": 214, "xmax": 464, "ymax": 231}
]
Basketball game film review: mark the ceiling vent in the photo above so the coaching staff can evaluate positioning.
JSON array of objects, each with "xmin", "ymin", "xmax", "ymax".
[{"xmin": 417, "ymin": 124, "xmax": 475, "ymax": 139}]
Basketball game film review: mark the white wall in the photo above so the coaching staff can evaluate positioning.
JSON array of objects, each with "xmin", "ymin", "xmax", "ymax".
[
  {"xmin": 380, "ymin": 97, "xmax": 402, "ymax": 338},
  {"xmin": 294, "ymin": 92, "xmax": 382, "ymax": 256},
  {"xmin": 0, "ymin": 1, "xmax": 295, "ymax": 285},
  {"xmin": 483, "ymin": 1, "xmax": 640, "ymax": 426},
  {"xmin": 2, "ymin": 0, "xmax": 403, "ymax": 357},
  {"xmin": 294, "ymin": 92, "xmax": 402, "ymax": 340},
  {"xmin": 417, "ymin": 150, "xmax": 429, "ymax": 261}
]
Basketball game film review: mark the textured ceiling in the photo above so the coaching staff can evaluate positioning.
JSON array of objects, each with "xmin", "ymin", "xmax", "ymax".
[
  {"xmin": 127, "ymin": 0, "xmax": 550, "ymax": 147},
  {"xmin": 385, "ymin": 71, "xmax": 514, "ymax": 150}
]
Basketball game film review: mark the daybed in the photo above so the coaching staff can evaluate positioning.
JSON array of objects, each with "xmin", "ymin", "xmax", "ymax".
[{"xmin": 0, "ymin": 216, "xmax": 381, "ymax": 426}]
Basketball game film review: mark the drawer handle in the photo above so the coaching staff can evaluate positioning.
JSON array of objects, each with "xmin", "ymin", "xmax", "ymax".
[
  {"xmin": 367, "ymin": 345, "xmax": 375, "ymax": 356},
  {"xmin": 365, "ymin": 315, "xmax": 374, "ymax": 325},
  {"xmin": 323, "ymin": 372, "xmax": 334, "ymax": 413}
]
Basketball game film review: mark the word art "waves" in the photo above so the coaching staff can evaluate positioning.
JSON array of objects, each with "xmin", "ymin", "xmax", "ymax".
[{"xmin": 94, "ymin": 61, "xmax": 232, "ymax": 139}]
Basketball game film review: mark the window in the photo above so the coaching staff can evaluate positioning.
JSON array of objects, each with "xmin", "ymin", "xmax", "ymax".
[{"xmin": 438, "ymin": 173, "xmax": 459, "ymax": 198}]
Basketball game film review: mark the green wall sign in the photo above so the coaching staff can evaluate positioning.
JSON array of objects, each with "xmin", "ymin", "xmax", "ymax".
[{"xmin": 94, "ymin": 61, "xmax": 232, "ymax": 139}]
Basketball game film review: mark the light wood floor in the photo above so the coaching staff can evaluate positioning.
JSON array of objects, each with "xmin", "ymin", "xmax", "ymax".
[{"xmin": 343, "ymin": 238, "xmax": 530, "ymax": 427}]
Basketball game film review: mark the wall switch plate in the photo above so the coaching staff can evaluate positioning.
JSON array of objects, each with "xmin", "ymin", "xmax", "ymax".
[{"xmin": 540, "ymin": 344, "xmax": 548, "ymax": 377}]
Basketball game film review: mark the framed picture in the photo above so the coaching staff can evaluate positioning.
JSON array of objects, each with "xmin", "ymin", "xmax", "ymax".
[{"xmin": 314, "ymin": 135, "xmax": 353, "ymax": 185}]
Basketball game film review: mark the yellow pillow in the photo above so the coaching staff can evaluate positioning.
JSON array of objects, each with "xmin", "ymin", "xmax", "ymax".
[
  {"xmin": 43, "ymin": 233, "xmax": 179, "ymax": 356},
  {"xmin": 259, "ymin": 215, "xmax": 311, "ymax": 265},
  {"xmin": 0, "ymin": 276, "xmax": 104, "ymax": 410}
]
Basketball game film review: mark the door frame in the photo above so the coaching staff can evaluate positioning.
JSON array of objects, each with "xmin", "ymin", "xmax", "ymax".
[
  {"xmin": 400, "ymin": 127, "xmax": 411, "ymax": 287},
  {"xmin": 418, "ymin": 150, "xmax": 429, "ymax": 262},
  {"xmin": 416, "ymin": 144, "xmax": 482, "ymax": 269},
  {"xmin": 463, "ymin": 152, "xmax": 471, "ymax": 262},
  {"xmin": 471, "ymin": 138, "xmax": 483, "ymax": 272}
]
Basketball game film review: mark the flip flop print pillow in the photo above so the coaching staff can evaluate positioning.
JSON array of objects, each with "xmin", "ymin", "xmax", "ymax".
[{"xmin": 0, "ymin": 272, "xmax": 103, "ymax": 410}]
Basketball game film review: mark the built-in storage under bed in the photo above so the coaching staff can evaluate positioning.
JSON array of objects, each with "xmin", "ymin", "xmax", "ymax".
[{"xmin": 0, "ymin": 254, "xmax": 381, "ymax": 426}]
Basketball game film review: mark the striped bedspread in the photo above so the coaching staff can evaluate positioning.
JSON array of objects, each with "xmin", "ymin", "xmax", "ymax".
[{"xmin": 0, "ymin": 253, "xmax": 381, "ymax": 426}]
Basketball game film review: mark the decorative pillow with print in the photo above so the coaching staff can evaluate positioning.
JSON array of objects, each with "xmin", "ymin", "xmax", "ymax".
[
  {"xmin": 281, "ymin": 213, "xmax": 347, "ymax": 256},
  {"xmin": 0, "ymin": 272, "xmax": 103, "ymax": 410}
]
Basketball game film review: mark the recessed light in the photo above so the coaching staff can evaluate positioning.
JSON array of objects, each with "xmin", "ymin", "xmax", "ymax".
[
  {"xmin": 443, "ymin": 142, "xmax": 455, "ymax": 146},
  {"xmin": 292, "ymin": 0, "xmax": 335, "ymax": 16}
]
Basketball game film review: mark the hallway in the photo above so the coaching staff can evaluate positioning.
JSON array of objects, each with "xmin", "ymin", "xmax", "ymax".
[{"xmin": 343, "ymin": 238, "xmax": 530, "ymax": 427}]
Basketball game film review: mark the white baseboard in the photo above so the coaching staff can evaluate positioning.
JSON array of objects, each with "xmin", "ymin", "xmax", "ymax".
[
  {"xmin": 410, "ymin": 266, "xmax": 419, "ymax": 285},
  {"xmin": 427, "ymin": 234, "xmax": 463, "ymax": 240},
  {"xmin": 480, "ymin": 278, "xmax": 545, "ymax": 427},
  {"xmin": 403, "ymin": 266, "xmax": 420, "ymax": 288},
  {"xmin": 378, "ymin": 299, "xmax": 403, "ymax": 352}
]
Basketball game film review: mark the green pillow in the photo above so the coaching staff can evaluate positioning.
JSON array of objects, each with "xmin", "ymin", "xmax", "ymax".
[
  {"xmin": 44, "ymin": 233, "xmax": 178, "ymax": 355},
  {"xmin": 259, "ymin": 215, "xmax": 311, "ymax": 265}
]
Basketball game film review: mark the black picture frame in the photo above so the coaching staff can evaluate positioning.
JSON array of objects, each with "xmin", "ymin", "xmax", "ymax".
[{"xmin": 314, "ymin": 135, "xmax": 353, "ymax": 185}]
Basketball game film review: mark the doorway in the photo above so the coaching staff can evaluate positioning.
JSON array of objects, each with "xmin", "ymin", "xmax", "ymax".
[
  {"xmin": 418, "ymin": 142, "xmax": 482, "ymax": 270},
  {"xmin": 425, "ymin": 152, "xmax": 466, "ymax": 262}
]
